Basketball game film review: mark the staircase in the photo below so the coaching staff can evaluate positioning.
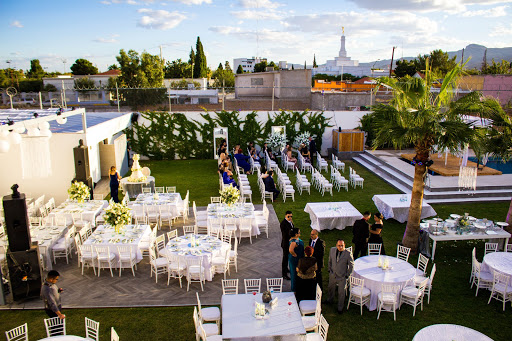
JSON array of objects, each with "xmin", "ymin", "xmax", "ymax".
[{"xmin": 353, "ymin": 151, "xmax": 512, "ymax": 204}]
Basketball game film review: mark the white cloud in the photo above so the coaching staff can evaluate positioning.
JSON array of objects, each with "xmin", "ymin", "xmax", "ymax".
[
  {"xmin": 93, "ymin": 34, "xmax": 120, "ymax": 43},
  {"xmin": 490, "ymin": 23, "xmax": 512, "ymax": 36},
  {"xmin": 139, "ymin": 0, "xmax": 211, "ymax": 4},
  {"xmin": 237, "ymin": 0, "xmax": 282, "ymax": 9},
  {"xmin": 347, "ymin": 0, "xmax": 510, "ymax": 13},
  {"xmin": 231, "ymin": 9, "xmax": 284, "ymax": 20},
  {"xmin": 209, "ymin": 26, "xmax": 299, "ymax": 44},
  {"xmin": 461, "ymin": 5, "xmax": 508, "ymax": 16},
  {"xmin": 100, "ymin": 1, "xmax": 112, "ymax": 4},
  {"xmin": 137, "ymin": 9, "xmax": 187, "ymax": 30},
  {"xmin": 10, "ymin": 20, "xmax": 23, "ymax": 28}
]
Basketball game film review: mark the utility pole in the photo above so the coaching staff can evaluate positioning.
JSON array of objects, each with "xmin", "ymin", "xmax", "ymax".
[
  {"xmin": 159, "ymin": 45, "xmax": 163, "ymax": 63},
  {"xmin": 461, "ymin": 48, "xmax": 465, "ymax": 66},
  {"xmin": 61, "ymin": 58, "xmax": 67, "ymax": 74},
  {"xmin": 389, "ymin": 46, "xmax": 396, "ymax": 77}
]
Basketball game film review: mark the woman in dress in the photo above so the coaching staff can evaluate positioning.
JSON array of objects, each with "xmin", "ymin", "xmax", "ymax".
[
  {"xmin": 368, "ymin": 212, "xmax": 386, "ymax": 255},
  {"xmin": 286, "ymin": 145, "xmax": 297, "ymax": 169},
  {"xmin": 295, "ymin": 246, "xmax": 317, "ymax": 302},
  {"xmin": 300, "ymin": 143, "xmax": 311, "ymax": 163},
  {"xmin": 109, "ymin": 166, "xmax": 121, "ymax": 203},
  {"xmin": 289, "ymin": 228, "xmax": 305, "ymax": 292}
]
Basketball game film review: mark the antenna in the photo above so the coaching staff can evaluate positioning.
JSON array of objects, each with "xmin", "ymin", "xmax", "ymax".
[{"xmin": 61, "ymin": 58, "xmax": 67, "ymax": 73}]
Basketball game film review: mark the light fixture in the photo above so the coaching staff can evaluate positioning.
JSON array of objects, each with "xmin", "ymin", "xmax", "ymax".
[
  {"xmin": 38, "ymin": 121, "xmax": 50, "ymax": 130},
  {"xmin": 15, "ymin": 126, "xmax": 26, "ymax": 134},
  {"xmin": 56, "ymin": 116, "xmax": 67, "ymax": 125},
  {"xmin": 27, "ymin": 126, "xmax": 41, "ymax": 137}
]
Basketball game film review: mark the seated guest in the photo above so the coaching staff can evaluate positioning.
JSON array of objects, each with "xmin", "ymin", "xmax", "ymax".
[
  {"xmin": 247, "ymin": 141, "xmax": 255, "ymax": 155},
  {"xmin": 296, "ymin": 246, "xmax": 318, "ymax": 302},
  {"xmin": 261, "ymin": 143, "xmax": 275, "ymax": 160},
  {"xmin": 300, "ymin": 143, "xmax": 311, "ymax": 163},
  {"xmin": 234, "ymin": 149, "xmax": 251, "ymax": 174},
  {"xmin": 222, "ymin": 168, "xmax": 238, "ymax": 188},
  {"xmin": 233, "ymin": 144, "xmax": 241, "ymax": 155},
  {"xmin": 286, "ymin": 145, "xmax": 297, "ymax": 168},
  {"xmin": 250, "ymin": 148, "xmax": 260, "ymax": 163},
  {"xmin": 217, "ymin": 140, "xmax": 227, "ymax": 157},
  {"xmin": 263, "ymin": 170, "xmax": 279, "ymax": 200}
]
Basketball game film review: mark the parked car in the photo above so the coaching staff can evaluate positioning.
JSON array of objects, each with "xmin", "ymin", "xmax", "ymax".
[
  {"xmin": 12, "ymin": 98, "xmax": 36, "ymax": 105},
  {"xmin": 42, "ymin": 99, "xmax": 60, "ymax": 107}
]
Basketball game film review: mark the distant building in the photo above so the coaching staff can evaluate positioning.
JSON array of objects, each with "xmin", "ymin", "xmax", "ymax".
[
  {"xmin": 235, "ymin": 69, "xmax": 312, "ymax": 99},
  {"xmin": 233, "ymin": 57, "xmax": 267, "ymax": 73}
]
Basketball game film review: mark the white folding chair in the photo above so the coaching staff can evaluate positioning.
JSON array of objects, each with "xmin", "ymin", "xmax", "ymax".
[
  {"xmin": 238, "ymin": 217, "xmax": 253, "ymax": 244},
  {"xmin": 396, "ymin": 245, "xmax": 411, "ymax": 262},
  {"xmin": 210, "ymin": 197, "xmax": 221, "ymax": 203},
  {"xmin": 416, "ymin": 253, "xmax": 429, "ymax": 277},
  {"xmin": 183, "ymin": 225, "xmax": 196, "ymax": 235},
  {"xmin": 368, "ymin": 243, "xmax": 382, "ymax": 256},
  {"xmin": 166, "ymin": 253, "xmax": 186, "ymax": 287},
  {"xmin": 5, "ymin": 323, "xmax": 28, "ymax": 341},
  {"xmin": 95, "ymin": 245, "xmax": 116, "ymax": 277},
  {"xmin": 111, "ymin": 327, "xmax": 119, "ymax": 341},
  {"xmin": 471, "ymin": 259, "xmax": 493, "ymax": 297},
  {"xmin": 347, "ymin": 276, "xmax": 371, "ymax": 315},
  {"xmin": 196, "ymin": 292, "xmax": 221, "ymax": 328},
  {"xmin": 488, "ymin": 272, "xmax": 512, "ymax": 311},
  {"xmin": 155, "ymin": 186, "xmax": 165, "ymax": 193},
  {"xmin": 52, "ymin": 229, "xmax": 74, "ymax": 264},
  {"xmin": 117, "ymin": 245, "xmax": 137, "ymax": 277},
  {"xmin": 85, "ymin": 317, "xmax": 100, "ymax": 341},
  {"xmin": 300, "ymin": 284, "xmax": 322, "ymax": 316},
  {"xmin": 244, "ymin": 278, "xmax": 261, "ymax": 294},
  {"xmin": 222, "ymin": 279, "xmax": 239, "ymax": 295},
  {"xmin": 166, "ymin": 186, "xmax": 176, "ymax": 193},
  {"xmin": 167, "ymin": 229, "xmax": 178, "ymax": 241},
  {"xmin": 266, "ymin": 277, "xmax": 283, "ymax": 293},
  {"xmin": 228, "ymin": 237, "xmax": 238, "ymax": 273},
  {"xmin": 400, "ymin": 279, "xmax": 428, "ymax": 316},
  {"xmin": 187, "ymin": 257, "xmax": 205, "ymax": 292},
  {"xmin": 149, "ymin": 247, "xmax": 168, "ymax": 283},
  {"xmin": 305, "ymin": 314, "xmax": 329, "ymax": 341},
  {"xmin": 193, "ymin": 307, "xmax": 220, "ymax": 341},
  {"xmin": 302, "ymin": 300, "xmax": 321, "ymax": 332},
  {"xmin": 211, "ymin": 247, "xmax": 230, "ymax": 279},
  {"xmin": 377, "ymin": 284, "xmax": 399, "ymax": 321},
  {"xmin": 44, "ymin": 317, "xmax": 66, "ymax": 337},
  {"xmin": 79, "ymin": 244, "xmax": 96, "ymax": 275},
  {"xmin": 142, "ymin": 187, "xmax": 152, "ymax": 194},
  {"xmin": 485, "ymin": 242, "xmax": 498, "ymax": 255},
  {"xmin": 93, "ymin": 194, "xmax": 105, "ymax": 200}
]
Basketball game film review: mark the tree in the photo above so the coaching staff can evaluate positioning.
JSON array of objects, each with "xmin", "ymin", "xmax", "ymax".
[
  {"xmin": 193, "ymin": 37, "xmax": 208, "ymax": 78},
  {"xmin": 212, "ymin": 62, "xmax": 235, "ymax": 88},
  {"xmin": 70, "ymin": 58, "xmax": 98, "ymax": 75},
  {"xmin": 74, "ymin": 76, "xmax": 96, "ymax": 90},
  {"xmin": 164, "ymin": 59, "xmax": 192, "ymax": 79},
  {"xmin": 217, "ymin": 63, "xmax": 223, "ymax": 71},
  {"xmin": 372, "ymin": 60, "xmax": 512, "ymax": 252},
  {"xmin": 394, "ymin": 59, "xmax": 417, "ymax": 78},
  {"xmin": 170, "ymin": 79, "xmax": 201, "ymax": 89},
  {"xmin": 108, "ymin": 64, "xmax": 119, "ymax": 70},
  {"xmin": 313, "ymin": 54, "xmax": 317, "ymax": 68},
  {"xmin": 413, "ymin": 50, "xmax": 457, "ymax": 77},
  {"xmin": 26, "ymin": 59, "xmax": 45, "ymax": 79},
  {"xmin": 189, "ymin": 47, "xmax": 195, "ymax": 65},
  {"xmin": 481, "ymin": 59, "xmax": 512, "ymax": 75},
  {"xmin": 268, "ymin": 61, "xmax": 278, "ymax": 71},
  {"xmin": 224, "ymin": 61, "xmax": 232, "ymax": 72},
  {"xmin": 254, "ymin": 61, "xmax": 268, "ymax": 73},
  {"xmin": 236, "ymin": 65, "xmax": 243, "ymax": 74},
  {"xmin": 43, "ymin": 84, "xmax": 57, "ymax": 92}
]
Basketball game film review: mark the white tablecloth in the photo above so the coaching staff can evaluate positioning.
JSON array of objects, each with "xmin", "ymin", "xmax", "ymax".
[
  {"xmin": 352, "ymin": 255, "xmax": 416, "ymax": 311},
  {"xmin": 413, "ymin": 324, "xmax": 493, "ymax": 341},
  {"xmin": 222, "ymin": 292, "xmax": 306, "ymax": 339},
  {"xmin": 166, "ymin": 234, "xmax": 230, "ymax": 281},
  {"xmin": 120, "ymin": 176, "xmax": 155, "ymax": 198},
  {"xmin": 83, "ymin": 224, "xmax": 151, "ymax": 267},
  {"xmin": 482, "ymin": 252, "xmax": 512, "ymax": 277},
  {"xmin": 131, "ymin": 193, "xmax": 182, "ymax": 218},
  {"xmin": 304, "ymin": 202, "xmax": 362, "ymax": 231},
  {"xmin": 206, "ymin": 203, "xmax": 260, "ymax": 236},
  {"xmin": 372, "ymin": 194, "xmax": 437, "ymax": 223},
  {"xmin": 48, "ymin": 200, "xmax": 108, "ymax": 227},
  {"xmin": 38, "ymin": 336, "xmax": 87, "ymax": 341}
]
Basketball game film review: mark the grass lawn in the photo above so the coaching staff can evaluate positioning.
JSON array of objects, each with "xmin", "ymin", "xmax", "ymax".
[{"xmin": 1, "ymin": 159, "xmax": 511, "ymax": 340}]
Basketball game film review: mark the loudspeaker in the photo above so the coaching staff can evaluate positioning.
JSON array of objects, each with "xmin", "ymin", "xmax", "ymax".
[
  {"xmin": 73, "ymin": 140, "xmax": 90, "ymax": 181},
  {"xmin": 7, "ymin": 246, "xmax": 42, "ymax": 301},
  {"xmin": 3, "ymin": 192, "xmax": 31, "ymax": 252},
  {"xmin": 131, "ymin": 112, "xmax": 139, "ymax": 124}
]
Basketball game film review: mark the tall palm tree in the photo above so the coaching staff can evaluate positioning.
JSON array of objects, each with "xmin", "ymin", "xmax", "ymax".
[{"xmin": 372, "ymin": 60, "xmax": 511, "ymax": 252}]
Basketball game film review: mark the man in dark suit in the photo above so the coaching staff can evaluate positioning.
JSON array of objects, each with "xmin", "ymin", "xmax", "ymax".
[
  {"xmin": 352, "ymin": 211, "xmax": 371, "ymax": 259},
  {"xmin": 308, "ymin": 136, "xmax": 317, "ymax": 165},
  {"xmin": 309, "ymin": 229, "xmax": 325, "ymax": 290},
  {"xmin": 280, "ymin": 211, "xmax": 294, "ymax": 280},
  {"xmin": 263, "ymin": 170, "xmax": 280, "ymax": 200},
  {"xmin": 327, "ymin": 239, "xmax": 354, "ymax": 313}
]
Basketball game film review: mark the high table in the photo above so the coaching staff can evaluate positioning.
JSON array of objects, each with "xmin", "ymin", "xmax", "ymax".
[
  {"xmin": 38, "ymin": 336, "xmax": 87, "ymax": 341},
  {"xmin": 372, "ymin": 194, "xmax": 437, "ymax": 223},
  {"xmin": 222, "ymin": 292, "xmax": 306, "ymax": 340},
  {"xmin": 352, "ymin": 255, "xmax": 416, "ymax": 311},
  {"xmin": 48, "ymin": 200, "xmax": 107, "ymax": 227},
  {"xmin": 304, "ymin": 202, "xmax": 362, "ymax": 231},
  {"xmin": 412, "ymin": 324, "xmax": 493, "ymax": 341},
  {"xmin": 482, "ymin": 252, "xmax": 512, "ymax": 277},
  {"xmin": 166, "ymin": 234, "xmax": 230, "ymax": 281},
  {"xmin": 206, "ymin": 203, "xmax": 260, "ymax": 236},
  {"xmin": 120, "ymin": 176, "xmax": 155, "ymax": 198}
]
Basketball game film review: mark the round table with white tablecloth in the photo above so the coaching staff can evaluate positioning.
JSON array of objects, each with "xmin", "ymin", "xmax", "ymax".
[
  {"xmin": 482, "ymin": 252, "xmax": 512, "ymax": 277},
  {"xmin": 412, "ymin": 324, "xmax": 493, "ymax": 341},
  {"xmin": 352, "ymin": 255, "xmax": 416, "ymax": 311},
  {"xmin": 120, "ymin": 176, "xmax": 155, "ymax": 198},
  {"xmin": 38, "ymin": 336, "xmax": 87, "ymax": 341},
  {"xmin": 166, "ymin": 234, "xmax": 230, "ymax": 281}
]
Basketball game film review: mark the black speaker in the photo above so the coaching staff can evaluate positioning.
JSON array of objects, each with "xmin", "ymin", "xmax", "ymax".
[
  {"xmin": 3, "ymin": 190, "xmax": 31, "ymax": 252},
  {"xmin": 73, "ymin": 140, "xmax": 90, "ymax": 181},
  {"xmin": 7, "ymin": 246, "xmax": 42, "ymax": 301}
]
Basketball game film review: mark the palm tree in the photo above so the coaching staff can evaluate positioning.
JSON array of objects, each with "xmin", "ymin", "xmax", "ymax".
[{"xmin": 371, "ymin": 60, "xmax": 511, "ymax": 252}]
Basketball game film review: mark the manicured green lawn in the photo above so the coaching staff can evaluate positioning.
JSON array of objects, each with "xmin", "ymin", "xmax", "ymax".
[{"xmin": 1, "ymin": 159, "xmax": 511, "ymax": 340}]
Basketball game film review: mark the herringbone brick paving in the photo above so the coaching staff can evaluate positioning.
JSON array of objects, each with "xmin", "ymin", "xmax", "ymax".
[{"xmin": 3, "ymin": 204, "xmax": 289, "ymax": 309}]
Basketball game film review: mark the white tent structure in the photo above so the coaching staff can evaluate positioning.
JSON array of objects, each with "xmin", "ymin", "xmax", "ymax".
[{"xmin": 0, "ymin": 108, "xmax": 133, "ymax": 204}]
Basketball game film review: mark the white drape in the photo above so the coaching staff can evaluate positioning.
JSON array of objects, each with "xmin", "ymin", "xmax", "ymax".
[
  {"xmin": 20, "ymin": 136, "xmax": 52, "ymax": 178},
  {"xmin": 458, "ymin": 166, "xmax": 477, "ymax": 191}
]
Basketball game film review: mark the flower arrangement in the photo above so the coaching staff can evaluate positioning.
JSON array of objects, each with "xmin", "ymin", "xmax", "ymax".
[
  {"xmin": 266, "ymin": 132, "xmax": 287, "ymax": 151},
  {"xmin": 103, "ymin": 200, "xmax": 132, "ymax": 233},
  {"xmin": 68, "ymin": 181, "xmax": 90, "ymax": 203},
  {"xmin": 220, "ymin": 185, "xmax": 240, "ymax": 206},
  {"xmin": 293, "ymin": 132, "xmax": 313, "ymax": 149}
]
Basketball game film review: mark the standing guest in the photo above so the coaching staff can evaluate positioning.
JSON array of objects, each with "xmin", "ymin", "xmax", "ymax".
[
  {"xmin": 308, "ymin": 136, "xmax": 317, "ymax": 163},
  {"xmin": 217, "ymin": 140, "xmax": 227, "ymax": 157},
  {"xmin": 309, "ymin": 229, "xmax": 325, "ymax": 290},
  {"xmin": 234, "ymin": 149, "xmax": 251, "ymax": 174},
  {"xmin": 369, "ymin": 212, "xmax": 386, "ymax": 255},
  {"xmin": 352, "ymin": 211, "xmax": 371, "ymax": 259},
  {"xmin": 41, "ymin": 270, "xmax": 65, "ymax": 320},
  {"xmin": 289, "ymin": 228, "xmax": 305, "ymax": 292},
  {"xmin": 109, "ymin": 166, "xmax": 121, "ymax": 203},
  {"xmin": 327, "ymin": 239, "xmax": 354, "ymax": 314},
  {"xmin": 263, "ymin": 170, "xmax": 280, "ymax": 200},
  {"xmin": 296, "ymin": 246, "xmax": 318, "ymax": 302},
  {"xmin": 280, "ymin": 211, "xmax": 294, "ymax": 279}
]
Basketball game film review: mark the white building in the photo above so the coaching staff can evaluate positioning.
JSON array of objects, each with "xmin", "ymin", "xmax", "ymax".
[{"xmin": 233, "ymin": 57, "xmax": 267, "ymax": 73}]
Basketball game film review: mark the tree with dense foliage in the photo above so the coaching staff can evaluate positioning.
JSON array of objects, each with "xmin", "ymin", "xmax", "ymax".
[
  {"xmin": 26, "ymin": 59, "xmax": 45, "ymax": 79},
  {"xmin": 254, "ymin": 61, "xmax": 268, "ymax": 73},
  {"xmin": 313, "ymin": 54, "xmax": 317, "ymax": 68},
  {"xmin": 43, "ymin": 84, "xmax": 57, "ymax": 92},
  {"xmin": 193, "ymin": 37, "xmax": 208, "ymax": 78},
  {"xmin": 70, "ymin": 58, "xmax": 98, "ymax": 75},
  {"xmin": 413, "ymin": 50, "xmax": 457, "ymax": 77},
  {"xmin": 74, "ymin": 76, "xmax": 96, "ymax": 90},
  {"xmin": 372, "ymin": 60, "xmax": 512, "ymax": 252},
  {"xmin": 394, "ymin": 59, "xmax": 417, "ymax": 78},
  {"xmin": 236, "ymin": 65, "xmax": 243, "ymax": 74},
  {"xmin": 212, "ymin": 62, "xmax": 235, "ymax": 88},
  {"xmin": 169, "ymin": 79, "xmax": 201, "ymax": 89},
  {"xmin": 481, "ymin": 59, "xmax": 512, "ymax": 75},
  {"xmin": 164, "ymin": 59, "xmax": 192, "ymax": 79},
  {"xmin": 189, "ymin": 47, "xmax": 195, "ymax": 65},
  {"xmin": 108, "ymin": 64, "xmax": 119, "ymax": 70}
]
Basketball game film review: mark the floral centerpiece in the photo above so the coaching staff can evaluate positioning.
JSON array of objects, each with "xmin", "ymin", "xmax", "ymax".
[
  {"xmin": 103, "ymin": 200, "xmax": 132, "ymax": 233},
  {"xmin": 266, "ymin": 132, "xmax": 287, "ymax": 151},
  {"xmin": 128, "ymin": 154, "xmax": 147, "ymax": 182},
  {"xmin": 68, "ymin": 181, "xmax": 90, "ymax": 203},
  {"xmin": 220, "ymin": 185, "xmax": 240, "ymax": 206},
  {"xmin": 293, "ymin": 132, "xmax": 313, "ymax": 149}
]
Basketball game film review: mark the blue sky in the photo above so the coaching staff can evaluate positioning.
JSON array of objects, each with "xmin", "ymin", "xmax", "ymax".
[{"xmin": 1, "ymin": 0, "xmax": 511, "ymax": 73}]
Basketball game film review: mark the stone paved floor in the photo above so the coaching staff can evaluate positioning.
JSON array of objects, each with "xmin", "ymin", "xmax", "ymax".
[{"xmin": 1, "ymin": 204, "xmax": 289, "ymax": 310}]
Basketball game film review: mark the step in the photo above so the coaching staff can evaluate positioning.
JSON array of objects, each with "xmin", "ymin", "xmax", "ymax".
[
  {"xmin": 425, "ymin": 196, "xmax": 512, "ymax": 204},
  {"xmin": 353, "ymin": 157, "xmax": 411, "ymax": 194}
]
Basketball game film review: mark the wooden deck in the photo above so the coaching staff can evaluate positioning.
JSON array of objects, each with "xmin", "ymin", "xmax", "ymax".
[{"xmin": 401, "ymin": 153, "xmax": 502, "ymax": 176}]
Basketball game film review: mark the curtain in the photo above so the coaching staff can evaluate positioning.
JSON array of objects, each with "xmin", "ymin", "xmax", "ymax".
[{"xmin": 20, "ymin": 137, "xmax": 52, "ymax": 178}]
